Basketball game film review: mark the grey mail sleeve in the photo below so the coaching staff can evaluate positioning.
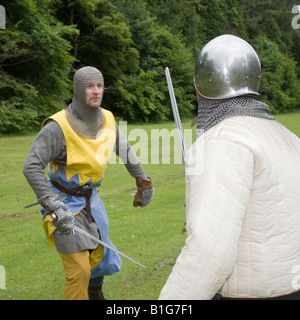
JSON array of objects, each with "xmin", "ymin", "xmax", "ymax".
[{"xmin": 23, "ymin": 120, "xmax": 66, "ymax": 201}]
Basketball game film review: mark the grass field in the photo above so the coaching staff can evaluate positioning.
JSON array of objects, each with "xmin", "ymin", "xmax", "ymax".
[{"xmin": 0, "ymin": 110, "xmax": 299, "ymax": 300}]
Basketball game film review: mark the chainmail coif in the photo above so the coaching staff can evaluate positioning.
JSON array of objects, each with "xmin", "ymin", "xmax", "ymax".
[
  {"xmin": 67, "ymin": 66, "xmax": 105, "ymax": 139},
  {"xmin": 196, "ymin": 96, "xmax": 275, "ymax": 137}
]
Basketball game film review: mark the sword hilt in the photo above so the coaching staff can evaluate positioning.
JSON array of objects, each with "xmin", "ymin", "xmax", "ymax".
[{"xmin": 50, "ymin": 212, "xmax": 74, "ymax": 235}]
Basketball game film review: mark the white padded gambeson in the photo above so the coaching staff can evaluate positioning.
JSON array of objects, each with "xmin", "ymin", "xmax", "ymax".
[{"xmin": 159, "ymin": 116, "xmax": 300, "ymax": 300}]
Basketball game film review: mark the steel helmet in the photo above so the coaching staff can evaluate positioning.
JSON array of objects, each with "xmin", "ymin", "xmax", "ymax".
[{"xmin": 194, "ymin": 34, "xmax": 261, "ymax": 99}]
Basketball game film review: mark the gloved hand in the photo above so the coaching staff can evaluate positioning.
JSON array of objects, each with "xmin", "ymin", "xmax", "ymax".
[
  {"xmin": 133, "ymin": 177, "xmax": 154, "ymax": 207},
  {"xmin": 41, "ymin": 194, "xmax": 74, "ymax": 234}
]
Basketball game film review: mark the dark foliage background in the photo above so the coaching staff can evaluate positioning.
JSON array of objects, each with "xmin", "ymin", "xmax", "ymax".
[{"xmin": 1, "ymin": 0, "xmax": 300, "ymax": 133}]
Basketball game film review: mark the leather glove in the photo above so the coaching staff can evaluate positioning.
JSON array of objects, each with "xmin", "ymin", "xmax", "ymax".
[
  {"xmin": 41, "ymin": 194, "xmax": 74, "ymax": 234},
  {"xmin": 133, "ymin": 177, "xmax": 154, "ymax": 207}
]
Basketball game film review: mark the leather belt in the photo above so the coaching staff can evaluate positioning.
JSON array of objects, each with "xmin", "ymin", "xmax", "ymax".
[{"xmin": 50, "ymin": 180, "xmax": 94, "ymax": 223}]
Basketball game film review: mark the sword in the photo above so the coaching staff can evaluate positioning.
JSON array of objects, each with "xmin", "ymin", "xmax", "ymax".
[
  {"xmin": 24, "ymin": 197, "xmax": 147, "ymax": 268},
  {"xmin": 74, "ymin": 226, "xmax": 146, "ymax": 269},
  {"xmin": 165, "ymin": 67, "xmax": 187, "ymax": 169},
  {"xmin": 23, "ymin": 193, "xmax": 67, "ymax": 209},
  {"xmin": 50, "ymin": 213, "xmax": 146, "ymax": 269}
]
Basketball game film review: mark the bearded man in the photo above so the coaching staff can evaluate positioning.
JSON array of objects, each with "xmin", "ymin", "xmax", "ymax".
[
  {"xmin": 23, "ymin": 66, "xmax": 153, "ymax": 300},
  {"xmin": 159, "ymin": 35, "xmax": 300, "ymax": 300}
]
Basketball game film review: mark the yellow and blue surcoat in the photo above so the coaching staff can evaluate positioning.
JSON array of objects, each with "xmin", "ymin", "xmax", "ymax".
[{"xmin": 41, "ymin": 108, "xmax": 122, "ymax": 277}]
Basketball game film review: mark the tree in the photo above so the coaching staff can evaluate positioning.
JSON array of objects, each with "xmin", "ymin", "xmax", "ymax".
[
  {"xmin": 54, "ymin": 0, "xmax": 195, "ymax": 122},
  {"xmin": 144, "ymin": 0, "xmax": 246, "ymax": 56},
  {"xmin": 54, "ymin": 0, "xmax": 157, "ymax": 121},
  {"xmin": 145, "ymin": 0, "xmax": 300, "ymax": 114},
  {"xmin": 111, "ymin": 0, "xmax": 195, "ymax": 121},
  {"xmin": 0, "ymin": 0, "xmax": 76, "ymax": 133},
  {"xmin": 1, "ymin": 0, "xmax": 299, "ymax": 134},
  {"xmin": 253, "ymin": 35, "xmax": 300, "ymax": 113}
]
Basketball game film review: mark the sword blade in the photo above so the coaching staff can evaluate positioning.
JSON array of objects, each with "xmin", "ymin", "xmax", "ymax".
[
  {"xmin": 73, "ymin": 226, "xmax": 146, "ymax": 269},
  {"xmin": 24, "ymin": 201, "xmax": 146, "ymax": 268},
  {"xmin": 24, "ymin": 193, "xmax": 67, "ymax": 209},
  {"xmin": 24, "ymin": 201, "xmax": 40, "ymax": 209},
  {"xmin": 165, "ymin": 67, "xmax": 187, "ymax": 167}
]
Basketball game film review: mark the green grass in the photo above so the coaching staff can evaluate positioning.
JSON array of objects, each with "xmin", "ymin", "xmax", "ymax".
[
  {"xmin": 0, "ymin": 112, "xmax": 299, "ymax": 300},
  {"xmin": 273, "ymin": 110, "xmax": 300, "ymax": 137}
]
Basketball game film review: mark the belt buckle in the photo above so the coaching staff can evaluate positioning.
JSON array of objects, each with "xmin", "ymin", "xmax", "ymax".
[{"xmin": 76, "ymin": 185, "xmax": 90, "ymax": 196}]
